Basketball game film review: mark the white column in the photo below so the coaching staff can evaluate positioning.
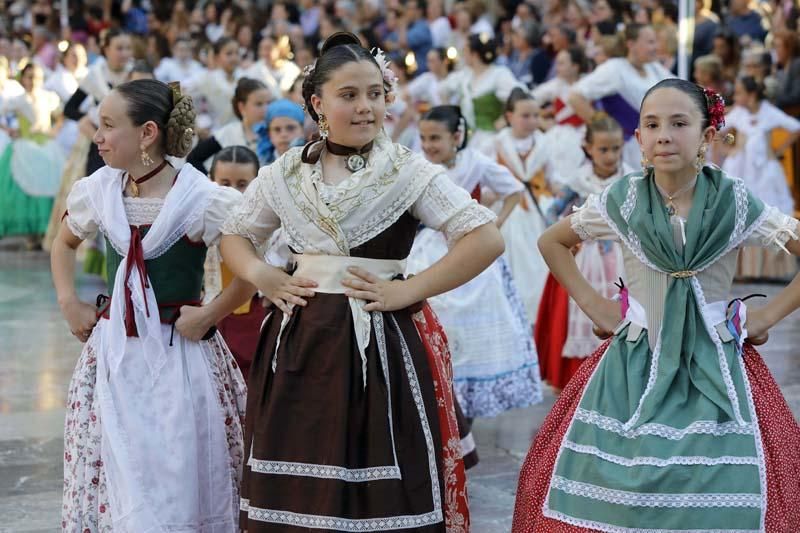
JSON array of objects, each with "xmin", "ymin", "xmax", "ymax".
[{"xmin": 677, "ymin": 0, "xmax": 697, "ymax": 80}]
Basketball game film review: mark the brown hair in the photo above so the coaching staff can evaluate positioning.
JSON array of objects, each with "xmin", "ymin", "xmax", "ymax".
[
  {"xmin": 231, "ymin": 77, "xmax": 268, "ymax": 120},
  {"xmin": 585, "ymin": 112, "xmax": 622, "ymax": 143},
  {"xmin": 115, "ymin": 79, "xmax": 196, "ymax": 157},
  {"xmin": 694, "ymin": 54, "xmax": 723, "ymax": 84}
]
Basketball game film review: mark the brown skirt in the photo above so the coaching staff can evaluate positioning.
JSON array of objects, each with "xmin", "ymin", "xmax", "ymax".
[{"xmin": 240, "ymin": 293, "xmax": 446, "ymax": 532}]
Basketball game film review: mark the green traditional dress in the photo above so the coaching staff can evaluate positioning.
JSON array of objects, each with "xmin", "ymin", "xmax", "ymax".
[
  {"xmin": 0, "ymin": 89, "xmax": 64, "ymax": 238},
  {"xmin": 439, "ymin": 64, "xmax": 523, "ymax": 154},
  {"xmin": 512, "ymin": 167, "xmax": 800, "ymax": 532}
]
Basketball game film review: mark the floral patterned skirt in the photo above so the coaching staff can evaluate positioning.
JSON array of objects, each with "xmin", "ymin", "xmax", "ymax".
[{"xmin": 62, "ymin": 331, "xmax": 247, "ymax": 532}]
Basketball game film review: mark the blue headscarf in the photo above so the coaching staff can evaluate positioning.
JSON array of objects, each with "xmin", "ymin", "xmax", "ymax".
[{"xmin": 255, "ymin": 98, "xmax": 306, "ymax": 165}]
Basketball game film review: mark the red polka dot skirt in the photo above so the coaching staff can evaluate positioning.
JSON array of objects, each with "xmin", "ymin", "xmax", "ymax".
[{"xmin": 511, "ymin": 343, "xmax": 800, "ymax": 533}]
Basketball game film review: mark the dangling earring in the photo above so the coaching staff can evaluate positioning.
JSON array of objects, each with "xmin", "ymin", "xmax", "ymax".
[
  {"xmin": 641, "ymin": 151, "xmax": 651, "ymax": 171},
  {"xmin": 141, "ymin": 147, "xmax": 154, "ymax": 167},
  {"xmin": 695, "ymin": 143, "xmax": 707, "ymax": 173},
  {"xmin": 318, "ymin": 113, "xmax": 329, "ymax": 140}
]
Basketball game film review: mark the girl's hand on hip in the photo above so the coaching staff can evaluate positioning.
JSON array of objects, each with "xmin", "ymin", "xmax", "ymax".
[
  {"xmin": 252, "ymin": 264, "xmax": 317, "ymax": 316},
  {"xmin": 175, "ymin": 305, "xmax": 215, "ymax": 342},
  {"xmin": 745, "ymin": 306, "xmax": 770, "ymax": 346},
  {"xmin": 63, "ymin": 299, "xmax": 98, "ymax": 343},
  {"xmin": 589, "ymin": 295, "xmax": 623, "ymax": 339},
  {"xmin": 342, "ymin": 267, "xmax": 415, "ymax": 312}
]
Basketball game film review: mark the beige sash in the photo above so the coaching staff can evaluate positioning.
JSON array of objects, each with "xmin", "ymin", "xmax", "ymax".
[{"xmin": 273, "ymin": 254, "xmax": 407, "ymax": 388}]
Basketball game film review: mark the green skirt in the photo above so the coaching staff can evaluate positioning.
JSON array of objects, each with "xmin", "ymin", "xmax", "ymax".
[{"xmin": 0, "ymin": 144, "xmax": 54, "ymax": 238}]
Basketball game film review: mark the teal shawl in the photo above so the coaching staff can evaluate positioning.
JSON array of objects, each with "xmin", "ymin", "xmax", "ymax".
[{"xmin": 545, "ymin": 167, "xmax": 771, "ymax": 532}]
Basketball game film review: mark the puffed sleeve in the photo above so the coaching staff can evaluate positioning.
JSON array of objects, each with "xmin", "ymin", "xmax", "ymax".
[
  {"xmin": 571, "ymin": 59, "xmax": 621, "ymax": 101},
  {"xmin": 479, "ymin": 156, "xmax": 524, "ymax": 197},
  {"xmin": 765, "ymin": 102, "xmax": 800, "ymax": 134},
  {"xmin": 409, "ymin": 172, "xmax": 497, "ymax": 245},
  {"xmin": 743, "ymin": 205, "xmax": 800, "ymax": 252},
  {"xmin": 569, "ymin": 193, "xmax": 619, "ymax": 242},
  {"xmin": 187, "ymin": 184, "xmax": 243, "ymax": 246},
  {"xmin": 64, "ymin": 178, "xmax": 100, "ymax": 240},
  {"xmin": 220, "ymin": 168, "xmax": 282, "ymax": 249}
]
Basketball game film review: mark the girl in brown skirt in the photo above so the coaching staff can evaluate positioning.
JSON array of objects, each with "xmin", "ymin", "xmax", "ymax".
[{"xmin": 220, "ymin": 32, "xmax": 505, "ymax": 532}]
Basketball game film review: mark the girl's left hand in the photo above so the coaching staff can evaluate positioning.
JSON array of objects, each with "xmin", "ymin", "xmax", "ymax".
[
  {"xmin": 745, "ymin": 307, "xmax": 771, "ymax": 346},
  {"xmin": 175, "ymin": 305, "xmax": 215, "ymax": 342},
  {"xmin": 342, "ymin": 267, "xmax": 416, "ymax": 312}
]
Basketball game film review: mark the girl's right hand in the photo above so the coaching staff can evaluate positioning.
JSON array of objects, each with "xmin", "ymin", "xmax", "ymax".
[
  {"xmin": 588, "ymin": 294, "xmax": 623, "ymax": 339},
  {"xmin": 63, "ymin": 300, "xmax": 98, "ymax": 343},
  {"xmin": 252, "ymin": 265, "xmax": 317, "ymax": 316}
]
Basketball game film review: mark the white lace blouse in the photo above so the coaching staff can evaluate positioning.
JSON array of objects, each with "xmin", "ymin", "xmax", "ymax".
[
  {"xmin": 65, "ymin": 178, "xmax": 242, "ymax": 247},
  {"xmin": 570, "ymin": 193, "xmax": 799, "ymax": 347},
  {"xmin": 221, "ymin": 151, "xmax": 496, "ymax": 252}
]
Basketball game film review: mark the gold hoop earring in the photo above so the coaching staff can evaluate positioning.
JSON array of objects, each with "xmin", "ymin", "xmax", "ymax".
[
  {"xmin": 695, "ymin": 143, "xmax": 707, "ymax": 173},
  {"xmin": 141, "ymin": 148, "xmax": 154, "ymax": 167},
  {"xmin": 318, "ymin": 113, "xmax": 329, "ymax": 139}
]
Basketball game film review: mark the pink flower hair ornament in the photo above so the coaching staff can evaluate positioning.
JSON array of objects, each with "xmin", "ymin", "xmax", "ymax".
[{"xmin": 371, "ymin": 47, "xmax": 399, "ymax": 103}]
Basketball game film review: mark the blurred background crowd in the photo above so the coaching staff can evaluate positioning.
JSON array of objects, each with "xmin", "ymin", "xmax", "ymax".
[{"xmin": 1, "ymin": 0, "xmax": 800, "ymax": 260}]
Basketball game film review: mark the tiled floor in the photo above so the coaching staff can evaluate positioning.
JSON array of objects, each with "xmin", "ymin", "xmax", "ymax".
[{"xmin": 1, "ymin": 249, "xmax": 798, "ymax": 532}]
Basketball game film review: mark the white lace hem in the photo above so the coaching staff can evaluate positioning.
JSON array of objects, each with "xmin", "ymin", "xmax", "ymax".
[
  {"xmin": 562, "ymin": 440, "xmax": 760, "ymax": 467},
  {"xmin": 573, "ymin": 408, "xmax": 755, "ymax": 440},
  {"xmin": 550, "ymin": 475, "xmax": 761, "ymax": 508}
]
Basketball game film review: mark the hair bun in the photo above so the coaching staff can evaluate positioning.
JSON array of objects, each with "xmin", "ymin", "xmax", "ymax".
[
  {"xmin": 321, "ymin": 32, "xmax": 362, "ymax": 56},
  {"xmin": 165, "ymin": 92, "xmax": 196, "ymax": 158}
]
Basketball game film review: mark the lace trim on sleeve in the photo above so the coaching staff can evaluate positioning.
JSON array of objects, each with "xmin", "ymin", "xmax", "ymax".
[
  {"xmin": 65, "ymin": 213, "xmax": 93, "ymax": 241},
  {"xmin": 442, "ymin": 203, "xmax": 496, "ymax": 246},
  {"xmin": 760, "ymin": 207, "xmax": 800, "ymax": 254},
  {"xmin": 570, "ymin": 204, "xmax": 593, "ymax": 241}
]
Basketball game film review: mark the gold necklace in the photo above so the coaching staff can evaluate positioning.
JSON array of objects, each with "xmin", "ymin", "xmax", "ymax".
[{"xmin": 655, "ymin": 176, "xmax": 697, "ymax": 216}]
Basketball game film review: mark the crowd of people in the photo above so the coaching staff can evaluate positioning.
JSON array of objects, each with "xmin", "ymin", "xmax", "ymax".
[{"xmin": 2, "ymin": 0, "xmax": 800, "ymax": 532}]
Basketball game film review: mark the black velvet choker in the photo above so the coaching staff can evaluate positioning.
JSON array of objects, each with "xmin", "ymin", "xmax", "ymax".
[{"xmin": 325, "ymin": 140, "xmax": 374, "ymax": 172}]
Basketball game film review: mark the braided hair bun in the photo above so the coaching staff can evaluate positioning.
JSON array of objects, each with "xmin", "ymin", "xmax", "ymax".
[
  {"xmin": 166, "ymin": 82, "xmax": 196, "ymax": 158},
  {"xmin": 115, "ymin": 79, "xmax": 197, "ymax": 158}
]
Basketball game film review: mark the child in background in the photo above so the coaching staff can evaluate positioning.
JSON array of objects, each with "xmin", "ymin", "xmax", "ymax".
[
  {"xmin": 536, "ymin": 113, "xmax": 631, "ymax": 390},
  {"xmin": 493, "ymin": 88, "xmax": 552, "ymax": 324},
  {"xmin": 722, "ymin": 75, "xmax": 800, "ymax": 280},
  {"xmin": 186, "ymin": 77, "xmax": 270, "ymax": 173},
  {"xmin": 409, "ymin": 104, "xmax": 542, "ymax": 423},
  {"xmin": 204, "ymin": 145, "xmax": 266, "ymax": 382},
  {"xmin": 531, "ymin": 46, "xmax": 589, "ymax": 186},
  {"xmin": 254, "ymin": 97, "xmax": 306, "ymax": 165}
]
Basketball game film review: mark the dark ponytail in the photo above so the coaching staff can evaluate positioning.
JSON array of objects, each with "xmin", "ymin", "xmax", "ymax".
[{"xmin": 421, "ymin": 105, "xmax": 469, "ymax": 150}]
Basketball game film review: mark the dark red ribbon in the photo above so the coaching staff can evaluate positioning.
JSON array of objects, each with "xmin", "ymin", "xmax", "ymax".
[{"xmin": 123, "ymin": 226, "xmax": 150, "ymax": 337}]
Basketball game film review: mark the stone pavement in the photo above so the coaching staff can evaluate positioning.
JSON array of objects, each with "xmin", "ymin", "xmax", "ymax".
[{"xmin": 1, "ymin": 249, "xmax": 799, "ymax": 532}]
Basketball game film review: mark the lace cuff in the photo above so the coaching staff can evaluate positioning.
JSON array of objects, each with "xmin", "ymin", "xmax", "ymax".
[
  {"xmin": 570, "ymin": 206, "xmax": 592, "ymax": 241},
  {"xmin": 567, "ymin": 194, "xmax": 617, "ymax": 242},
  {"xmin": 64, "ymin": 179, "xmax": 99, "ymax": 240},
  {"xmin": 442, "ymin": 203, "xmax": 496, "ymax": 246},
  {"xmin": 748, "ymin": 206, "xmax": 800, "ymax": 253},
  {"xmin": 65, "ymin": 213, "xmax": 94, "ymax": 241}
]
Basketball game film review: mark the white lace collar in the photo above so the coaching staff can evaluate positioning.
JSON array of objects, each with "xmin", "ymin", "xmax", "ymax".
[{"xmin": 263, "ymin": 130, "xmax": 442, "ymax": 255}]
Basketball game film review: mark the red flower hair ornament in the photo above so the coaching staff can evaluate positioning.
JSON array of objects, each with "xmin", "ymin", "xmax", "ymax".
[{"xmin": 702, "ymin": 86, "xmax": 726, "ymax": 131}]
